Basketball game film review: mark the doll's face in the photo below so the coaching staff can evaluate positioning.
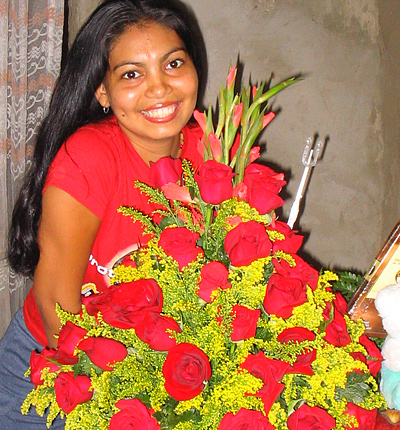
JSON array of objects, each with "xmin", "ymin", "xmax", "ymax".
[{"xmin": 96, "ymin": 21, "xmax": 198, "ymax": 147}]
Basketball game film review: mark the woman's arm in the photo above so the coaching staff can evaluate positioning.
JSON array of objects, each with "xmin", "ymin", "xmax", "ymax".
[{"xmin": 33, "ymin": 186, "xmax": 101, "ymax": 348}]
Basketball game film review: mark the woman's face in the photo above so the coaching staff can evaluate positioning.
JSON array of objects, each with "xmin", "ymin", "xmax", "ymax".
[{"xmin": 96, "ymin": 22, "xmax": 198, "ymax": 147}]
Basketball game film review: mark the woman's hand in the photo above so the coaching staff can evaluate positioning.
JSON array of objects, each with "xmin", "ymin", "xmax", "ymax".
[{"xmin": 33, "ymin": 187, "xmax": 101, "ymax": 348}]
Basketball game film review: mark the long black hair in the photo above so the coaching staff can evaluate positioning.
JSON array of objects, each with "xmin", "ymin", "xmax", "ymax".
[{"xmin": 8, "ymin": 0, "xmax": 206, "ymax": 277}]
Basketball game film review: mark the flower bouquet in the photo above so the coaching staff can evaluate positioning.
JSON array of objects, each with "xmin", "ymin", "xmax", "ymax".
[{"xmin": 23, "ymin": 67, "xmax": 386, "ymax": 429}]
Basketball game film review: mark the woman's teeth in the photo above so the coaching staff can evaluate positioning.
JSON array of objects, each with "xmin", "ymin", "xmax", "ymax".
[{"xmin": 142, "ymin": 104, "xmax": 177, "ymax": 118}]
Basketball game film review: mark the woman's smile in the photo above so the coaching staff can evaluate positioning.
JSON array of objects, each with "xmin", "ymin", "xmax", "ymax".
[{"xmin": 141, "ymin": 102, "xmax": 181, "ymax": 121}]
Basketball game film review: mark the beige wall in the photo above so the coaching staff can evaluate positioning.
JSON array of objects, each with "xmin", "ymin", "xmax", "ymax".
[{"xmin": 68, "ymin": 0, "xmax": 400, "ymax": 274}]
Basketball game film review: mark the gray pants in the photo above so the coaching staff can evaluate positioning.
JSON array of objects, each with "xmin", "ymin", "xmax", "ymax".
[{"xmin": 0, "ymin": 309, "xmax": 64, "ymax": 429}]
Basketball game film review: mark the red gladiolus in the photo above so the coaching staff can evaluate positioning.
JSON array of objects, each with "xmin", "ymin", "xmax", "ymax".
[
  {"xmin": 252, "ymin": 85, "xmax": 258, "ymax": 99},
  {"xmin": 208, "ymin": 133, "xmax": 223, "ymax": 160},
  {"xmin": 193, "ymin": 109, "xmax": 206, "ymax": 132},
  {"xmin": 232, "ymin": 181, "xmax": 248, "ymax": 201},
  {"xmin": 197, "ymin": 137, "xmax": 206, "ymax": 158},
  {"xmin": 233, "ymin": 103, "xmax": 243, "ymax": 128},
  {"xmin": 162, "ymin": 183, "xmax": 194, "ymax": 203},
  {"xmin": 227, "ymin": 66, "xmax": 236, "ymax": 89},
  {"xmin": 262, "ymin": 112, "xmax": 275, "ymax": 129},
  {"xmin": 249, "ymin": 146, "xmax": 261, "ymax": 163}
]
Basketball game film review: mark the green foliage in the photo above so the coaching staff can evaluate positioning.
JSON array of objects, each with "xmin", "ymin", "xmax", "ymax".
[{"xmin": 331, "ymin": 271, "xmax": 362, "ymax": 302}]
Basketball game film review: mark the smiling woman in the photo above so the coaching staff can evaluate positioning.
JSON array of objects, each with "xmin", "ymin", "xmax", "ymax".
[
  {"xmin": 0, "ymin": 1, "xmax": 206, "ymax": 429},
  {"xmin": 95, "ymin": 22, "xmax": 199, "ymax": 164}
]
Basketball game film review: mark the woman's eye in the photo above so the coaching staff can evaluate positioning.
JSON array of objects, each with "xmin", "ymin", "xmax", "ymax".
[
  {"xmin": 122, "ymin": 70, "xmax": 140, "ymax": 80},
  {"xmin": 166, "ymin": 59, "xmax": 183, "ymax": 70}
]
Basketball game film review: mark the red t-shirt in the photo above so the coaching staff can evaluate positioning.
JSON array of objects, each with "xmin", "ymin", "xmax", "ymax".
[{"xmin": 23, "ymin": 116, "xmax": 203, "ymax": 346}]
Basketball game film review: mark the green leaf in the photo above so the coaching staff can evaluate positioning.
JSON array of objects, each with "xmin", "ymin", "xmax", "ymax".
[
  {"xmin": 159, "ymin": 216, "xmax": 179, "ymax": 230},
  {"xmin": 331, "ymin": 271, "xmax": 362, "ymax": 302},
  {"xmin": 335, "ymin": 371, "xmax": 372, "ymax": 404}
]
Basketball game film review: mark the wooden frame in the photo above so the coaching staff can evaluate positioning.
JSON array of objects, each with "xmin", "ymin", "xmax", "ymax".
[{"xmin": 347, "ymin": 220, "xmax": 400, "ymax": 338}]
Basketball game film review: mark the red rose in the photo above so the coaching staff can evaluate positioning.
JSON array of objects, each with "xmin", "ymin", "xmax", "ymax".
[
  {"xmin": 109, "ymin": 399, "xmax": 160, "ymax": 430},
  {"xmin": 30, "ymin": 349, "xmax": 60, "ymax": 387},
  {"xmin": 218, "ymin": 408, "xmax": 275, "ymax": 430},
  {"xmin": 267, "ymin": 221, "xmax": 303, "ymax": 253},
  {"xmin": 159, "ymin": 227, "xmax": 204, "ymax": 269},
  {"xmin": 85, "ymin": 279, "xmax": 163, "ymax": 315},
  {"xmin": 78, "ymin": 337, "xmax": 127, "ymax": 370},
  {"xmin": 232, "ymin": 181, "xmax": 248, "ymax": 201},
  {"xmin": 243, "ymin": 163, "xmax": 286, "ymax": 214},
  {"xmin": 149, "ymin": 156, "xmax": 182, "ymax": 189},
  {"xmin": 134, "ymin": 312, "xmax": 182, "ymax": 351},
  {"xmin": 83, "ymin": 279, "xmax": 163, "ymax": 329},
  {"xmin": 163, "ymin": 343, "xmax": 211, "ymax": 401},
  {"xmin": 359, "ymin": 334, "xmax": 382, "ymax": 376},
  {"xmin": 277, "ymin": 327, "xmax": 316, "ymax": 375},
  {"xmin": 240, "ymin": 351, "xmax": 289, "ymax": 414},
  {"xmin": 99, "ymin": 309, "xmax": 146, "ymax": 330},
  {"xmin": 264, "ymin": 273, "xmax": 308, "ymax": 319},
  {"xmin": 110, "ymin": 279, "xmax": 163, "ymax": 312},
  {"xmin": 344, "ymin": 403, "xmax": 377, "ymax": 430},
  {"xmin": 54, "ymin": 372, "xmax": 93, "ymax": 414},
  {"xmin": 194, "ymin": 160, "xmax": 235, "ymax": 204},
  {"xmin": 54, "ymin": 322, "xmax": 87, "ymax": 364},
  {"xmin": 224, "ymin": 221, "xmax": 272, "ymax": 267},
  {"xmin": 324, "ymin": 309, "xmax": 351, "ymax": 347},
  {"xmin": 287, "ymin": 404, "xmax": 336, "ymax": 430},
  {"xmin": 198, "ymin": 261, "xmax": 231, "ymax": 302},
  {"xmin": 231, "ymin": 305, "xmax": 260, "ymax": 341},
  {"xmin": 273, "ymin": 256, "xmax": 319, "ymax": 291}
]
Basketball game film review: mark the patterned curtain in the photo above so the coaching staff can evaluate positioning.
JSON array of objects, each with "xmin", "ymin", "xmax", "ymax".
[{"xmin": 0, "ymin": 0, "xmax": 64, "ymax": 338}]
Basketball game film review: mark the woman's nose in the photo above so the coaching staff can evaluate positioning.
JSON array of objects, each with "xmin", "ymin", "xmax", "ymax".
[{"xmin": 145, "ymin": 72, "xmax": 171, "ymax": 99}]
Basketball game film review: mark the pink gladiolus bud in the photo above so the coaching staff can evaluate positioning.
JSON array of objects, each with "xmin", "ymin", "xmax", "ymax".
[
  {"xmin": 208, "ymin": 133, "xmax": 222, "ymax": 160},
  {"xmin": 226, "ymin": 216, "xmax": 242, "ymax": 228},
  {"xmin": 162, "ymin": 183, "xmax": 195, "ymax": 203},
  {"xmin": 262, "ymin": 112, "xmax": 275, "ymax": 129},
  {"xmin": 252, "ymin": 85, "xmax": 258, "ymax": 99},
  {"xmin": 249, "ymin": 147, "xmax": 260, "ymax": 163},
  {"xmin": 233, "ymin": 103, "xmax": 243, "ymax": 128},
  {"xmin": 197, "ymin": 138, "xmax": 206, "ymax": 159},
  {"xmin": 233, "ymin": 182, "xmax": 248, "ymax": 201},
  {"xmin": 193, "ymin": 110, "xmax": 206, "ymax": 132},
  {"xmin": 226, "ymin": 66, "xmax": 236, "ymax": 89}
]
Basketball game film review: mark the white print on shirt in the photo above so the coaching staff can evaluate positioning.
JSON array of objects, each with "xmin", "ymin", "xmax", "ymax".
[{"xmin": 89, "ymin": 254, "xmax": 115, "ymax": 278}]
